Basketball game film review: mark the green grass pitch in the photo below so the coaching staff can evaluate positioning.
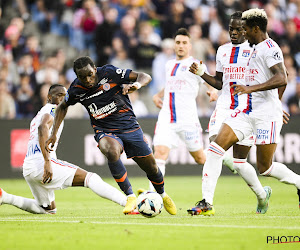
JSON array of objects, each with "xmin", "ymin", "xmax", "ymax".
[{"xmin": 1, "ymin": 176, "xmax": 299, "ymax": 250}]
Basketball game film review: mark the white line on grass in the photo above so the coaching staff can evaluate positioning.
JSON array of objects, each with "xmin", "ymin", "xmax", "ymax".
[{"xmin": 0, "ymin": 219, "xmax": 300, "ymax": 230}]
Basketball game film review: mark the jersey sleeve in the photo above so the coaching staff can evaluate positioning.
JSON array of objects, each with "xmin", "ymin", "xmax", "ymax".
[
  {"xmin": 264, "ymin": 46, "xmax": 284, "ymax": 69},
  {"xmin": 104, "ymin": 65, "xmax": 132, "ymax": 84},
  {"xmin": 64, "ymin": 84, "xmax": 79, "ymax": 106},
  {"xmin": 215, "ymin": 47, "xmax": 223, "ymax": 72}
]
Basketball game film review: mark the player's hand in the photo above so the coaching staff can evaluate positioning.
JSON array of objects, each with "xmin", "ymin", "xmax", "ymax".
[
  {"xmin": 122, "ymin": 82, "xmax": 141, "ymax": 95},
  {"xmin": 45, "ymin": 135, "xmax": 57, "ymax": 153},
  {"xmin": 283, "ymin": 110, "xmax": 290, "ymax": 124},
  {"xmin": 153, "ymin": 94, "xmax": 163, "ymax": 109},
  {"xmin": 207, "ymin": 89, "xmax": 218, "ymax": 102},
  {"xmin": 42, "ymin": 160, "xmax": 53, "ymax": 184},
  {"xmin": 230, "ymin": 84, "xmax": 253, "ymax": 95},
  {"xmin": 189, "ymin": 61, "xmax": 205, "ymax": 76}
]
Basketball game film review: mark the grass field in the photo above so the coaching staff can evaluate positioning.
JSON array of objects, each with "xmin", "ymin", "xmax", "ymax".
[{"xmin": 1, "ymin": 176, "xmax": 300, "ymax": 250}]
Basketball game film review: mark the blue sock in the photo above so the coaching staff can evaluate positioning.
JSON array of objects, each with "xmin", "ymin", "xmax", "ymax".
[
  {"xmin": 108, "ymin": 159, "xmax": 133, "ymax": 195},
  {"xmin": 147, "ymin": 169, "xmax": 164, "ymax": 194}
]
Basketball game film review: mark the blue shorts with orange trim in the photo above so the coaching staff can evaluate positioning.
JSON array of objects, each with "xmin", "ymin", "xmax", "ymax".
[{"xmin": 94, "ymin": 127, "xmax": 152, "ymax": 158}]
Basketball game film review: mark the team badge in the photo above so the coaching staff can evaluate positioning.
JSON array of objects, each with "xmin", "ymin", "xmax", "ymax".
[
  {"xmin": 50, "ymin": 107, "xmax": 56, "ymax": 116},
  {"xmin": 103, "ymin": 83, "xmax": 110, "ymax": 91},
  {"xmin": 242, "ymin": 50, "xmax": 250, "ymax": 57},
  {"xmin": 65, "ymin": 92, "xmax": 69, "ymax": 102}
]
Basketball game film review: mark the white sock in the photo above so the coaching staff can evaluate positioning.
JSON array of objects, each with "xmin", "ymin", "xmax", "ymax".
[
  {"xmin": 261, "ymin": 162, "xmax": 300, "ymax": 189},
  {"xmin": 84, "ymin": 172, "xmax": 127, "ymax": 206},
  {"xmin": 2, "ymin": 190, "xmax": 46, "ymax": 214},
  {"xmin": 202, "ymin": 142, "xmax": 225, "ymax": 204},
  {"xmin": 149, "ymin": 159, "xmax": 166, "ymax": 191},
  {"xmin": 233, "ymin": 158, "xmax": 266, "ymax": 200}
]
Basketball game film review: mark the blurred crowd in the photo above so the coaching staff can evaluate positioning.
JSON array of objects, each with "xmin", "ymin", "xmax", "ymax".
[{"xmin": 0, "ymin": 0, "xmax": 300, "ymax": 120}]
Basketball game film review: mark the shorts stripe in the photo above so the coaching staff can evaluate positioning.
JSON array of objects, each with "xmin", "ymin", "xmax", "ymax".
[
  {"xmin": 51, "ymin": 158, "xmax": 77, "ymax": 169},
  {"xmin": 270, "ymin": 122, "xmax": 276, "ymax": 143}
]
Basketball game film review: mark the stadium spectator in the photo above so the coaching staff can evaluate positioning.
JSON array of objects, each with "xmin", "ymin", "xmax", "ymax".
[
  {"xmin": 287, "ymin": 82, "xmax": 300, "ymax": 116},
  {"xmin": 0, "ymin": 79, "xmax": 16, "ymax": 119}
]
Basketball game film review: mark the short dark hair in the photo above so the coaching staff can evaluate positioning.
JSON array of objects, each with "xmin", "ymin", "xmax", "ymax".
[
  {"xmin": 48, "ymin": 84, "xmax": 64, "ymax": 94},
  {"xmin": 73, "ymin": 56, "xmax": 95, "ymax": 73},
  {"xmin": 231, "ymin": 11, "xmax": 242, "ymax": 20},
  {"xmin": 175, "ymin": 28, "xmax": 190, "ymax": 38},
  {"xmin": 242, "ymin": 9, "xmax": 268, "ymax": 33}
]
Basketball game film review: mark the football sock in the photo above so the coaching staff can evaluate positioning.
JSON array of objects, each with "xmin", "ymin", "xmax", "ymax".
[
  {"xmin": 149, "ymin": 159, "xmax": 166, "ymax": 191},
  {"xmin": 233, "ymin": 158, "xmax": 266, "ymax": 200},
  {"xmin": 84, "ymin": 172, "xmax": 127, "ymax": 206},
  {"xmin": 108, "ymin": 159, "xmax": 133, "ymax": 196},
  {"xmin": 261, "ymin": 162, "xmax": 300, "ymax": 189},
  {"xmin": 202, "ymin": 142, "xmax": 225, "ymax": 204},
  {"xmin": 1, "ymin": 190, "xmax": 46, "ymax": 214},
  {"xmin": 147, "ymin": 169, "xmax": 164, "ymax": 194}
]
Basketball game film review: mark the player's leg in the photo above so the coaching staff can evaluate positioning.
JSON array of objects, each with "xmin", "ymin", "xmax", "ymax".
[
  {"xmin": 233, "ymin": 144, "xmax": 269, "ymax": 213},
  {"xmin": 258, "ymin": 144, "xmax": 300, "ymax": 198},
  {"xmin": 72, "ymin": 168, "xmax": 127, "ymax": 206},
  {"xmin": 134, "ymin": 155, "xmax": 177, "ymax": 215},
  {"xmin": 98, "ymin": 136, "xmax": 134, "ymax": 197},
  {"xmin": 0, "ymin": 186, "xmax": 50, "ymax": 214}
]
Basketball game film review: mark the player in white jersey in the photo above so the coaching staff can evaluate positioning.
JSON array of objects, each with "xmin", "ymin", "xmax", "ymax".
[
  {"xmin": 141, "ymin": 28, "xmax": 228, "ymax": 192},
  {"xmin": 0, "ymin": 84, "xmax": 130, "ymax": 214},
  {"xmin": 188, "ymin": 9, "xmax": 300, "ymax": 215}
]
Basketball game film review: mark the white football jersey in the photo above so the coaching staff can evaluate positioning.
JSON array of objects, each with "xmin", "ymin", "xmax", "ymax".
[
  {"xmin": 157, "ymin": 56, "xmax": 206, "ymax": 124},
  {"xmin": 244, "ymin": 38, "xmax": 284, "ymax": 120},
  {"xmin": 216, "ymin": 41, "xmax": 253, "ymax": 111},
  {"xmin": 23, "ymin": 103, "xmax": 63, "ymax": 164}
]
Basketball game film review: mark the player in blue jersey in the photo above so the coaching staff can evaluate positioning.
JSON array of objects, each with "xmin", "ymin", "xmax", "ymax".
[{"xmin": 45, "ymin": 56, "xmax": 177, "ymax": 215}]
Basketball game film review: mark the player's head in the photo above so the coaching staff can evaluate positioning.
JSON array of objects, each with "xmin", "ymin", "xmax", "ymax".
[
  {"xmin": 242, "ymin": 8, "xmax": 268, "ymax": 45},
  {"xmin": 174, "ymin": 28, "xmax": 192, "ymax": 60},
  {"xmin": 229, "ymin": 11, "xmax": 245, "ymax": 45},
  {"xmin": 48, "ymin": 84, "xmax": 66, "ymax": 105},
  {"xmin": 73, "ymin": 56, "xmax": 98, "ymax": 88}
]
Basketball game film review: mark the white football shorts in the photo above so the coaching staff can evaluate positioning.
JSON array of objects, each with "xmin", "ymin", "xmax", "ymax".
[
  {"xmin": 23, "ymin": 158, "xmax": 78, "ymax": 207},
  {"xmin": 153, "ymin": 122, "xmax": 204, "ymax": 152},
  {"xmin": 209, "ymin": 108, "xmax": 255, "ymax": 147},
  {"xmin": 224, "ymin": 110, "xmax": 283, "ymax": 145}
]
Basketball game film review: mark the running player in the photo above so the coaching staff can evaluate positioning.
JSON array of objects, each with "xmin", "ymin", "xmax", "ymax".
[
  {"xmin": 188, "ymin": 8, "xmax": 300, "ymax": 215},
  {"xmin": 146, "ymin": 28, "xmax": 234, "ymax": 191},
  {"xmin": 45, "ymin": 57, "xmax": 177, "ymax": 215},
  {"xmin": 0, "ymin": 84, "xmax": 130, "ymax": 214}
]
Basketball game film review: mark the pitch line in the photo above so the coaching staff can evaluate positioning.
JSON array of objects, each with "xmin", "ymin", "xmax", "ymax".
[{"xmin": 0, "ymin": 219, "xmax": 300, "ymax": 230}]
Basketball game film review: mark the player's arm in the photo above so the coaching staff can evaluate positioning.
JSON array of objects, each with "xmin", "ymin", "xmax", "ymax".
[
  {"xmin": 232, "ymin": 62, "xmax": 287, "ymax": 95},
  {"xmin": 153, "ymin": 88, "xmax": 164, "ymax": 109},
  {"xmin": 38, "ymin": 113, "xmax": 54, "ymax": 184},
  {"xmin": 189, "ymin": 62, "xmax": 223, "ymax": 90},
  {"xmin": 122, "ymin": 71, "xmax": 152, "ymax": 95},
  {"xmin": 204, "ymin": 83, "xmax": 218, "ymax": 102},
  {"xmin": 45, "ymin": 100, "xmax": 69, "ymax": 152}
]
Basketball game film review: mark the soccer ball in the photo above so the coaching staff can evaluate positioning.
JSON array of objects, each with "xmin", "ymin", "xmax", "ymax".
[{"xmin": 137, "ymin": 191, "xmax": 163, "ymax": 218}]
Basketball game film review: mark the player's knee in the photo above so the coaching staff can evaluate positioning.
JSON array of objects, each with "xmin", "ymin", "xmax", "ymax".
[
  {"xmin": 195, "ymin": 156, "xmax": 205, "ymax": 165},
  {"xmin": 102, "ymin": 148, "xmax": 121, "ymax": 162}
]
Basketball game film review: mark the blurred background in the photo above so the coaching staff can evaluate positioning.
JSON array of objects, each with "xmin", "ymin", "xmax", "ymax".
[
  {"xmin": 0, "ymin": 0, "xmax": 300, "ymax": 119},
  {"xmin": 0, "ymin": 0, "xmax": 299, "ymax": 178}
]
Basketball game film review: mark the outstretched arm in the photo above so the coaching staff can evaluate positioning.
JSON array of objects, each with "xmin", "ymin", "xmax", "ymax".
[
  {"xmin": 189, "ymin": 62, "xmax": 224, "ymax": 90},
  {"xmin": 38, "ymin": 113, "xmax": 54, "ymax": 184},
  {"xmin": 153, "ymin": 88, "xmax": 164, "ymax": 109},
  {"xmin": 45, "ymin": 100, "xmax": 69, "ymax": 152},
  {"xmin": 122, "ymin": 71, "xmax": 152, "ymax": 95}
]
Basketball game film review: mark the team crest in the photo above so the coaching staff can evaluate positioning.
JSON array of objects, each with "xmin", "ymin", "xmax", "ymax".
[
  {"xmin": 242, "ymin": 50, "xmax": 250, "ymax": 57},
  {"xmin": 181, "ymin": 66, "xmax": 187, "ymax": 71},
  {"xmin": 103, "ymin": 83, "xmax": 110, "ymax": 91}
]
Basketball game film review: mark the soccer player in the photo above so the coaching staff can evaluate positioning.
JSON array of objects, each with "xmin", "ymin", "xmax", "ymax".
[
  {"xmin": 147, "ymin": 28, "xmax": 234, "ymax": 191},
  {"xmin": 188, "ymin": 8, "xmax": 300, "ymax": 215},
  {"xmin": 45, "ymin": 57, "xmax": 177, "ymax": 215},
  {"xmin": 0, "ymin": 84, "xmax": 130, "ymax": 214}
]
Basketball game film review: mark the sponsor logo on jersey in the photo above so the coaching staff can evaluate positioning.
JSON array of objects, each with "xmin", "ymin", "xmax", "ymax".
[
  {"xmin": 242, "ymin": 50, "xmax": 250, "ymax": 57},
  {"xmin": 88, "ymin": 101, "xmax": 117, "ymax": 119},
  {"xmin": 272, "ymin": 51, "xmax": 282, "ymax": 60},
  {"xmin": 181, "ymin": 66, "xmax": 187, "ymax": 71},
  {"xmin": 65, "ymin": 92, "xmax": 69, "ymax": 102},
  {"xmin": 80, "ymin": 90, "xmax": 104, "ymax": 101},
  {"xmin": 99, "ymin": 78, "xmax": 108, "ymax": 85},
  {"xmin": 256, "ymin": 129, "xmax": 269, "ymax": 140},
  {"xmin": 251, "ymin": 51, "xmax": 257, "ymax": 58}
]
